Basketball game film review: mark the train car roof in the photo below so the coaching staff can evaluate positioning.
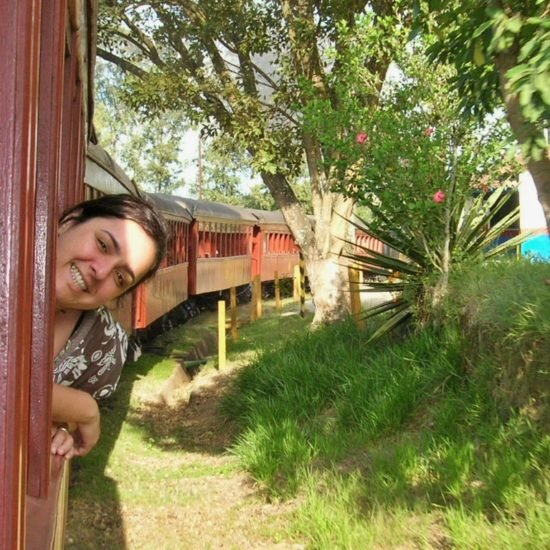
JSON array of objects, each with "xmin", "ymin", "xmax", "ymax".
[
  {"xmin": 166, "ymin": 196, "xmax": 259, "ymax": 224},
  {"xmin": 85, "ymin": 143, "xmax": 141, "ymax": 196},
  {"xmin": 246, "ymin": 208, "xmax": 284, "ymax": 223},
  {"xmin": 245, "ymin": 208, "xmax": 295, "ymax": 233},
  {"xmin": 146, "ymin": 193, "xmax": 193, "ymax": 222}
]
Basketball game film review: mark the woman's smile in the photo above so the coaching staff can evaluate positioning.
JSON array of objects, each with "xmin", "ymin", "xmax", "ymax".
[{"xmin": 70, "ymin": 263, "xmax": 89, "ymax": 292}]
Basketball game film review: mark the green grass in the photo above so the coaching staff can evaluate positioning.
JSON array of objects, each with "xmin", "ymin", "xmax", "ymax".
[
  {"xmin": 221, "ymin": 258, "xmax": 550, "ymax": 548},
  {"xmin": 67, "ymin": 263, "xmax": 549, "ymax": 548}
]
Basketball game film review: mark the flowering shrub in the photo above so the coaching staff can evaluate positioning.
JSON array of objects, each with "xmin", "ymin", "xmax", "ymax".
[
  {"xmin": 300, "ymin": 25, "xmax": 523, "ymax": 337},
  {"xmin": 337, "ymin": 52, "xmax": 521, "ymax": 336}
]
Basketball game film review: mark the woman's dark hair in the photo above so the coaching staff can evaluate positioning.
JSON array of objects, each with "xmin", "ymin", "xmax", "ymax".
[{"xmin": 59, "ymin": 194, "xmax": 168, "ymax": 285}]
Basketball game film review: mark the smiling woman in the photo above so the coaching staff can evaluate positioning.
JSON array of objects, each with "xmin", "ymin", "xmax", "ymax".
[{"xmin": 51, "ymin": 194, "xmax": 167, "ymax": 458}]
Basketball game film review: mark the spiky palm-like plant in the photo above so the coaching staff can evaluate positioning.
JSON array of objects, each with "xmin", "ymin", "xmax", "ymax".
[{"xmin": 342, "ymin": 186, "xmax": 529, "ymax": 341}]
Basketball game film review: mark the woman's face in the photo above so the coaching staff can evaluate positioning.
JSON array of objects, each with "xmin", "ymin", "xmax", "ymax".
[{"xmin": 56, "ymin": 216, "xmax": 157, "ymax": 311}]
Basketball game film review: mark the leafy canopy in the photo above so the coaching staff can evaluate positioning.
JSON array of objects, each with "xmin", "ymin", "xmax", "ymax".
[{"xmin": 414, "ymin": 0, "xmax": 550, "ymax": 161}]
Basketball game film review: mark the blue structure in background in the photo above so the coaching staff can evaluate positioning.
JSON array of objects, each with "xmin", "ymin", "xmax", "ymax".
[{"xmin": 522, "ymin": 234, "xmax": 550, "ymax": 261}]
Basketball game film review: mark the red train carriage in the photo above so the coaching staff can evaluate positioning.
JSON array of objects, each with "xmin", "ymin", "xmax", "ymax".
[
  {"xmin": 135, "ymin": 194, "xmax": 193, "ymax": 330},
  {"xmin": 249, "ymin": 209, "xmax": 300, "ymax": 282},
  {"xmin": 132, "ymin": 195, "xmax": 304, "ymax": 333},
  {"xmin": 177, "ymin": 198, "xmax": 259, "ymax": 297}
]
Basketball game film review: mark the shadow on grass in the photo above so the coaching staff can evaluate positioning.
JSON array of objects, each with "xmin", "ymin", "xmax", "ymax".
[
  {"xmin": 126, "ymin": 368, "xmax": 241, "ymax": 454},
  {"xmin": 65, "ymin": 353, "xmax": 165, "ymax": 549},
  {"xmin": 65, "ymin": 299, "xmax": 311, "ymax": 548},
  {"xmin": 125, "ymin": 303, "xmax": 312, "ymax": 454}
]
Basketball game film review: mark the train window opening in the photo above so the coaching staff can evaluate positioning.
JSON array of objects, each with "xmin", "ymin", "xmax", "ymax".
[
  {"xmin": 212, "ymin": 223, "xmax": 219, "ymax": 257},
  {"xmin": 220, "ymin": 224, "xmax": 227, "ymax": 257},
  {"xmin": 229, "ymin": 228, "xmax": 235, "ymax": 256},
  {"xmin": 226, "ymin": 227, "xmax": 231, "ymax": 257}
]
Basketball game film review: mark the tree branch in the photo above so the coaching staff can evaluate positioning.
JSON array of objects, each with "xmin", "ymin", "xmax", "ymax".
[{"xmin": 97, "ymin": 47, "xmax": 148, "ymax": 79}]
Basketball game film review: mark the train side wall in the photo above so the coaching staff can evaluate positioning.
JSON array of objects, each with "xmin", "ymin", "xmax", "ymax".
[
  {"xmin": 135, "ymin": 264, "xmax": 190, "ymax": 328},
  {"xmin": 195, "ymin": 257, "xmax": 252, "ymax": 295},
  {"xmin": 261, "ymin": 255, "xmax": 299, "ymax": 281}
]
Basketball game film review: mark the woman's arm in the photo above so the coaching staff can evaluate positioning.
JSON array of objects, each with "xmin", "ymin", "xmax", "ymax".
[{"xmin": 51, "ymin": 383, "xmax": 100, "ymax": 456}]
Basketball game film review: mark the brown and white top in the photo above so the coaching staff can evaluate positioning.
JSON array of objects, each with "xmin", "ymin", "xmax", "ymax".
[{"xmin": 53, "ymin": 307, "xmax": 128, "ymax": 400}]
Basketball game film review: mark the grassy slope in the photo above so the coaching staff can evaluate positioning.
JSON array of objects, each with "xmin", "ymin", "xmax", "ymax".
[{"xmin": 222, "ymin": 259, "xmax": 550, "ymax": 548}]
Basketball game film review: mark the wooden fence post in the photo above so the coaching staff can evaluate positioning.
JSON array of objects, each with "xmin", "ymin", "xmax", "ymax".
[
  {"xmin": 349, "ymin": 266, "xmax": 364, "ymax": 328},
  {"xmin": 299, "ymin": 253, "xmax": 306, "ymax": 318},
  {"xmin": 274, "ymin": 270, "xmax": 281, "ymax": 310},
  {"xmin": 254, "ymin": 275, "xmax": 262, "ymax": 319},
  {"xmin": 230, "ymin": 286, "xmax": 238, "ymax": 341},
  {"xmin": 218, "ymin": 300, "xmax": 226, "ymax": 369},
  {"xmin": 293, "ymin": 264, "xmax": 300, "ymax": 301}
]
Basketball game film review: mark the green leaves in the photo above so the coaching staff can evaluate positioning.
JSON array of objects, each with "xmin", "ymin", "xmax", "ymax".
[{"xmin": 418, "ymin": 1, "xmax": 550, "ymax": 161}]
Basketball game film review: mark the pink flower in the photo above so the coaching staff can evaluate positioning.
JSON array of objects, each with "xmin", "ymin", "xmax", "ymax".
[
  {"xmin": 433, "ymin": 190, "xmax": 446, "ymax": 203},
  {"xmin": 356, "ymin": 132, "xmax": 369, "ymax": 145},
  {"xmin": 424, "ymin": 126, "xmax": 435, "ymax": 137}
]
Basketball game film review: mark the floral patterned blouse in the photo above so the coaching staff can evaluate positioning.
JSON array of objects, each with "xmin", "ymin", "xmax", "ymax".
[{"xmin": 53, "ymin": 307, "xmax": 128, "ymax": 400}]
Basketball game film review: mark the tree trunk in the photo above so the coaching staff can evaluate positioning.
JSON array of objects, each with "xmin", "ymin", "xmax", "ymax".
[
  {"xmin": 261, "ymin": 172, "xmax": 355, "ymax": 326},
  {"xmin": 307, "ymin": 257, "xmax": 351, "ymax": 325},
  {"xmin": 495, "ymin": 49, "xmax": 550, "ymax": 229}
]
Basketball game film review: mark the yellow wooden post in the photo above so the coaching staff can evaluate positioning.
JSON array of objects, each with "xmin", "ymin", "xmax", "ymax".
[
  {"xmin": 299, "ymin": 253, "xmax": 306, "ymax": 318},
  {"xmin": 218, "ymin": 300, "xmax": 226, "ymax": 369},
  {"xmin": 349, "ymin": 266, "xmax": 364, "ymax": 328},
  {"xmin": 254, "ymin": 274, "xmax": 262, "ymax": 319},
  {"xmin": 230, "ymin": 286, "xmax": 238, "ymax": 341},
  {"xmin": 250, "ymin": 276, "xmax": 258, "ymax": 321},
  {"xmin": 274, "ymin": 270, "xmax": 281, "ymax": 310},
  {"xmin": 293, "ymin": 264, "xmax": 300, "ymax": 301}
]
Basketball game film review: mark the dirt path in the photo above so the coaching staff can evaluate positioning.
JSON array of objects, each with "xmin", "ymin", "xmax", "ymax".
[{"xmin": 66, "ymin": 353, "xmax": 307, "ymax": 549}]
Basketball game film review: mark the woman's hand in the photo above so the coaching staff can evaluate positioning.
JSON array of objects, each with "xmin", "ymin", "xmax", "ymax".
[
  {"xmin": 72, "ymin": 414, "xmax": 101, "ymax": 457},
  {"xmin": 52, "ymin": 383, "xmax": 101, "ymax": 456},
  {"xmin": 50, "ymin": 425, "xmax": 76, "ymax": 460}
]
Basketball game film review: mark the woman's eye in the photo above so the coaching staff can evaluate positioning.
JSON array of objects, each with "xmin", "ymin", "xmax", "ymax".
[
  {"xmin": 115, "ymin": 271, "xmax": 125, "ymax": 287},
  {"xmin": 98, "ymin": 238, "xmax": 108, "ymax": 252}
]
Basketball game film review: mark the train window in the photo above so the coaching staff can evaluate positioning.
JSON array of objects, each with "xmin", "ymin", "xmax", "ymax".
[
  {"xmin": 221, "ymin": 226, "xmax": 228, "ymax": 257},
  {"xmin": 211, "ymin": 223, "xmax": 218, "ymax": 257},
  {"xmin": 178, "ymin": 223, "xmax": 189, "ymax": 263},
  {"xmin": 198, "ymin": 226, "xmax": 207, "ymax": 258},
  {"xmin": 220, "ymin": 225, "xmax": 225, "ymax": 257},
  {"xmin": 237, "ymin": 232, "xmax": 243, "ymax": 255},
  {"xmin": 229, "ymin": 227, "xmax": 235, "ymax": 256},
  {"xmin": 166, "ymin": 221, "xmax": 176, "ymax": 265}
]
